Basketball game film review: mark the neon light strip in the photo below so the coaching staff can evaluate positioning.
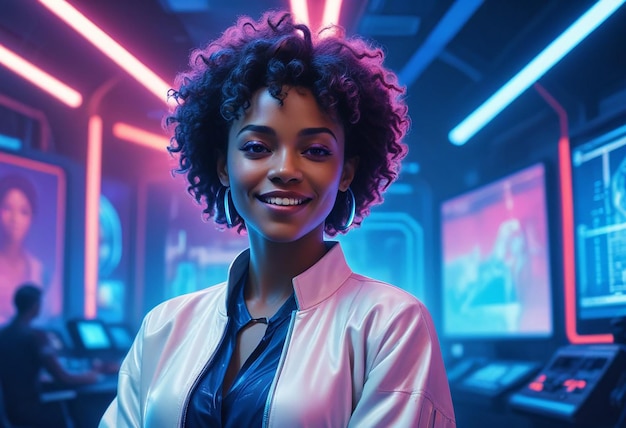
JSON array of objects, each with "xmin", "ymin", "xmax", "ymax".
[
  {"xmin": 85, "ymin": 115, "xmax": 102, "ymax": 319},
  {"xmin": 0, "ymin": 43, "xmax": 83, "ymax": 108},
  {"xmin": 289, "ymin": 0, "xmax": 311, "ymax": 27},
  {"xmin": 112, "ymin": 122, "xmax": 169, "ymax": 152},
  {"xmin": 321, "ymin": 0, "xmax": 343, "ymax": 27},
  {"xmin": 37, "ymin": 0, "xmax": 171, "ymax": 105},
  {"xmin": 449, "ymin": 0, "xmax": 626, "ymax": 145},
  {"xmin": 399, "ymin": 0, "xmax": 483, "ymax": 87},
  {"xmin": 134, "ymin": 181, "xmax": 147, "ymax": 325},
  {"xmin": 534, "ymin": 83, "xmax": 612, "ymax": 344}
]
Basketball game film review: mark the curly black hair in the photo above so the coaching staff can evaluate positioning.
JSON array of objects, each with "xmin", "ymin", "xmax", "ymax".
[{"xmin": 165, "ymin": 10, "xmax": 409, "ymax": 236}]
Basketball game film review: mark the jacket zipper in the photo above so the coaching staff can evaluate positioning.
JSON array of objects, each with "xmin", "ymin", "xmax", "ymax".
[
  {"xmin": 179, "ymin": 317, "xmax": 231, "ymax": 427},
  {"xmin": 262, "ymin": 310, "xmax": 297, "ymax": 427}
]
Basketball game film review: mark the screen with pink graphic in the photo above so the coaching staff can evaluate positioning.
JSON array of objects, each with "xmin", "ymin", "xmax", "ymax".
[
  {"xmin": 441, "ymin": 163, "xmax": 552, "ymax": 338},
  {"xmin": 0, "ymin": 151, "xmax": 66, "ymax": 325}
]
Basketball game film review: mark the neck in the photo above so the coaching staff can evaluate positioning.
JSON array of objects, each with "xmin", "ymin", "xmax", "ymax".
[
  {"xmin": 13, "ymin": 314, "xmax": 33, "ymax": 325},
  {"xmin": 0, "ymin": 241, "xmax": 25, "ymax": 258},
  {"xmin": 245, "ymin": 231, "xmax": 328, "ymax": 303}
]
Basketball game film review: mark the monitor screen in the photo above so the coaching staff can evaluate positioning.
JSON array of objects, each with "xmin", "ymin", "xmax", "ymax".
[
  {"xmin": 0, "ymin": 151, "xmax": 66, "ymax": 325},
  {"xmin": 571, "ymin": 124, "xmax": 626, "ymax": 335},
  {"xmin": 441, "ymin": 163, "xmax": 553, "ymax": 339},
  {"xmin": 68, "ymin": 319, "xmax": 113, "ymax": 351}
]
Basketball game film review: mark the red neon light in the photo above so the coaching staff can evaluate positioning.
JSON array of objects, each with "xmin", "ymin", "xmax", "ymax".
[
  {"xmin": 534, "ymin": 84, "xmax": 612, "ymax": 345},
  {"xmin": 112, "ymin": 122, "xmax": 169, "ymax": 152},
  {"xmin": 528, "ymin": 373, "xmax": 546, "ymax": 391},
  {"xmin": 558, "ymin": 136, "xmax": 610, "ymax": 344},
  {"xmin": 85, "ymin": 115, "xmax": 102, "ymax": 319},
  {"xmin": 289, "ymin": 0, "xmax": 311, "ymax": 27},
  {"xmin": 321, "ymin": 0, "xmax": 343, "ymax": 28},
  {"xmin": 0, "ymin": 43, "xmax": 83, "ymax": 108},
  {"xmin": 563, "ymin": 379, "xmax": 586, "ymax": 393},
  {"xmin": 37, "ymin": 0, "xmax": 172, "ymax": 106}
]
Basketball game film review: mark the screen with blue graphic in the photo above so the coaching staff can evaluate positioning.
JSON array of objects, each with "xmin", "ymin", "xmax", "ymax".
[
  {"xmin": 441, "ymin": 163, "xmax": 553, "ymax": 339},
  {"xmin": 68, "ymin": 319, "xmax": 113, "ymax": 352},
  {"xmin": 572, "ymin": 125, "xmax": 626, "ymax": 334}
]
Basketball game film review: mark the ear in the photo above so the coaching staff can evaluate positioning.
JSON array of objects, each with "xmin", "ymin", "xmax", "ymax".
[
  {"xmin": 217, "ymin": 152, "xmax": 230, "ymax": 187},
  {"xmin": 339, "ymin": 156, "xmax": 358, "ymax": 192}
]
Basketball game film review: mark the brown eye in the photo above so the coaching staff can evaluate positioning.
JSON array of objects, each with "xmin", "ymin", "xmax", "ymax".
[
  {"xmin": 240, "ymin": 141, "xmax": 270, "ymax": 154},
  {"xmin": 303, "ymin": 146, "xmax": 332, "ymax": 158}
]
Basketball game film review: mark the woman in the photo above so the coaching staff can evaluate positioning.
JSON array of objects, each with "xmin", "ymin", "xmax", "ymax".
[
  {"xmin": 0, "ymin": 174, "xmax": 44, "ymax": 323},
  {"xmin": 100, "ymin": 11, "xmax": 455, "ymax": 427}
]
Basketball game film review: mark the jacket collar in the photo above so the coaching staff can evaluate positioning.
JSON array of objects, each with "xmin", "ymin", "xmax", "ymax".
[{"xmin": 224, "ymin": 241, "xmax": 353, "ymax": 312}]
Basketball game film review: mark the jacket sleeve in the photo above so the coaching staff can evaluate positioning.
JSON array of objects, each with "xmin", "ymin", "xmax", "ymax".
[
  {"xmin": 348, "ymin": 301, "xmax": 456, "ymax": 428},
  {"xmin": 99, "ymin": 314, "xmax": 148, "ymax": 428}
]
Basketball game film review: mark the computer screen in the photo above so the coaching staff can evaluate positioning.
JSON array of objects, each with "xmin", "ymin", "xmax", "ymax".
[
  {"xmin": 571, "ymin": 124, "xmax": 626, "ymax": 335},
  {"xmin": 441, "ymin": 163, "xmax": 553, "ymax": 339},
  {"xmin": 67, "ymin": 319, "xmax": 113, "ymax": 352}
]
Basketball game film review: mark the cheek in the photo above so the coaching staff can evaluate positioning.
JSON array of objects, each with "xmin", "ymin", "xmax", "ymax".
[{"xmin": 20, "ymin": 214, "xmax": 32, "ymax": 228}]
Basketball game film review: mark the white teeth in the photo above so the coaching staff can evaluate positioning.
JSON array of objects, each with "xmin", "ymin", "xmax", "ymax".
[{"xmin": 265, "ymin": 197, "xmax": 305, "ymax": 206}]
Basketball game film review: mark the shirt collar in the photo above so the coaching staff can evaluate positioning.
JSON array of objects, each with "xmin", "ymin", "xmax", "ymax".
[{"xmin": 225, "ymin": 241, "xmax": 353, "ymax": 312}]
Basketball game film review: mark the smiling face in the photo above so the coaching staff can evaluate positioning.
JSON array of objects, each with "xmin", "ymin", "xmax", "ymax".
[
  {"xmin": 0, "ymin": 188, "xmax": 33, "ymax": 245},
  {"xmin": 219, "ymin": 86, "xmax": 356, "ymax": 244}
]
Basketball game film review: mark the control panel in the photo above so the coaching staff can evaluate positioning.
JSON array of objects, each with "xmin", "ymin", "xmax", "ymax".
[
  {"xmin": 509, "ymin": 344, "xmax": 626, "ymax": 426},
  {"xmin": 449, "ymin": 358, "xmax": 540, "ymax": 405}
]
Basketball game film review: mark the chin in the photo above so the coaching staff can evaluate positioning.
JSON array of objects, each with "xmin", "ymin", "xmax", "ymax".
[{"xmin": 251, "ymin": 222, "xmax": 324, "ymax": 244}]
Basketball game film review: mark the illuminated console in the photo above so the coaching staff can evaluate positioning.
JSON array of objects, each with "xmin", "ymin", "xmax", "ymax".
[
  {"xmin": 449, "ymin": 359, "xmax": 540, "ymax": 405},
  {"xmin": 509, "ymin": 344, "xmax": 626, "ymax": 425}
]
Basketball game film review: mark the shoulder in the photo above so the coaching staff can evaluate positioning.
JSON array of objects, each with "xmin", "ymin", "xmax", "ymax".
[
  {"xmin": 346, "ymin": 273, "xmax": 425, "ymax": 311},
  {"xmin": 142, "ymin": 282, "xmax": 228, "ymax": 328},
  {"xmin": 340, "ymin": 273, "xmax": 437, "ymax": 337}
]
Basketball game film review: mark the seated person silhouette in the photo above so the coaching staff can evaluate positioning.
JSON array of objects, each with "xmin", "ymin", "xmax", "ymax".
[{"xmin": 0, "ymin": 283, "xmax": 100, "ymax": 427}]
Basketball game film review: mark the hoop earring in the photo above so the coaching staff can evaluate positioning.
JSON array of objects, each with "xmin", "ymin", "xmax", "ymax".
[
  {"xmin": 337, "ymin": 188, "xmax": 355, "ymax": 231},
  {"xmin": 224, "ymin": 187, "xmax": 235, "ymax": 227}
]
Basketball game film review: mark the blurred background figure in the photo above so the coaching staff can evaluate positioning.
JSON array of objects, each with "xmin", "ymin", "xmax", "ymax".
[{"xmin": 0, "ymin": 283, "xmax": 100, "ymax": 428}]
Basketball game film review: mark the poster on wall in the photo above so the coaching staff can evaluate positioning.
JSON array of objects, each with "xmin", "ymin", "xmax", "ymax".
[{"xmin": 0, "ymin": 151, "xmax": 65, "ymax": 325}]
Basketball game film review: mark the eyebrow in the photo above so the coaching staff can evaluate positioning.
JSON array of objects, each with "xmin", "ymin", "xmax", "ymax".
[{"xmin": 236, "ymin": 124, "xmax": 337, "ymax": 141}]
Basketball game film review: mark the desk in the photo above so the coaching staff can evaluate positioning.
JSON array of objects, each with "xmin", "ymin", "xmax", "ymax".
[
  {"xmin": 41, "ymin": 374, "xmax": 118, "ymax": 427},
  {"xmin": 41, "ymin": 373, "xmax": 117, "ymax": 402}
]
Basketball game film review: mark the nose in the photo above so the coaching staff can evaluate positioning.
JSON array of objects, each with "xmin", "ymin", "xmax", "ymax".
[{"xmin": 268, "ymin": 149, "xmax": 303, "ymax": 183}]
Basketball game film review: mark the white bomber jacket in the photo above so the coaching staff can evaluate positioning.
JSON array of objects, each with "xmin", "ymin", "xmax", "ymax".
[{"xmin": 100, "ymin": 242, "xmax": 456, "ymax": 427}]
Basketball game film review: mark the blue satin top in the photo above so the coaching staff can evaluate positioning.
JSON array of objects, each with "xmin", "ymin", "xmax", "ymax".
[{"xmin": 185, "ymin": 276, "xmax": 296, "ymax": 428}]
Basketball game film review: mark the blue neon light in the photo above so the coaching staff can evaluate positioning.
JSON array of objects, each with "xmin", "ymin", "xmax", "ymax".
[
  {"xmin": 0, "ymin": 134, "xmax": 22, "ymax": 150},
  {"xmin": 449, "ymin": 0, "xmax": 626, "ymax": 146}
]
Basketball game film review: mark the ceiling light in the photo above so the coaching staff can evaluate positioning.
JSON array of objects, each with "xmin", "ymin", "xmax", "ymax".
[
  {"xmin": 449, "ymin": 0, "xmax": 626, "ymax": 146},
  {"xmin": 113, "ymin": 122, "xmax": 169, "ymax": 152},
  {"xmin": 37, "ymin": 0, "xmax": 172, "ymax": 106},
  {"xmin": 289, "ymin": 0, "xmax": 311, "ymax": 27},
  {"xmin": 0, "ymin": 43, "xmax": 82, "ymax": 108},
  {"xmin": 322, "ymin": 0, "xmax": 343, "ymax": 28}
]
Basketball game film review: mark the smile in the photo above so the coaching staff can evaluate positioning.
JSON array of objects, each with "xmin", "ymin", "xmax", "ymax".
[{"xmin": 261, "ymin": 196, "xmax": 308, "ymax": 206}]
